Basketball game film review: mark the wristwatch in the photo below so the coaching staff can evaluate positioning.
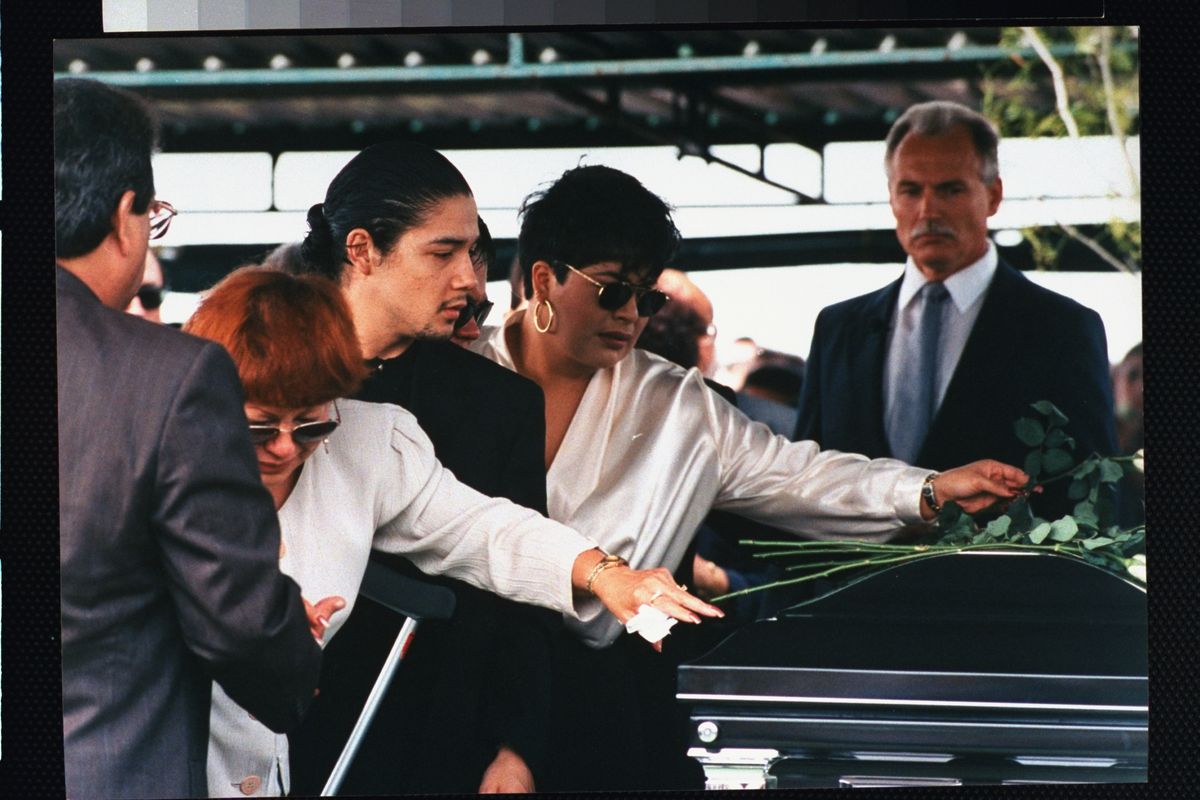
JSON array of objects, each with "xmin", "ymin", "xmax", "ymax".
[{"xmin": 921, "ymin": 473, "xmax": 942, "ymax": 515}]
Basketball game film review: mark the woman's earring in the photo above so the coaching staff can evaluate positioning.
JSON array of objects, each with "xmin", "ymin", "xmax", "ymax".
[
  {"xmin": 533, "ymin": 298, "xmax": 556, "ymax": 334},
  {"xmin": 323, "ymin": 438, "xmax": 331, "ymax": 454}
]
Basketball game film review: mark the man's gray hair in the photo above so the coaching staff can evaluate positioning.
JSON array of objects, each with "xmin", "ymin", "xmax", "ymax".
[{"xmin": 884, "ymin": 101, "xmax": 1001, "ymax": 185}]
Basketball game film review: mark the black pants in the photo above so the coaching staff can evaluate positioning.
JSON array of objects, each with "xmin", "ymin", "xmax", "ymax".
[{"xmin": 541, "ymin": 629, "xmax": 706, "ymax": 792}]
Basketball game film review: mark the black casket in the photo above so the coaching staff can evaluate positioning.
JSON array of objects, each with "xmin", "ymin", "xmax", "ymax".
[{"xmin": 677, "ymin": 552, "xmax": 1147, "ymax": 789}]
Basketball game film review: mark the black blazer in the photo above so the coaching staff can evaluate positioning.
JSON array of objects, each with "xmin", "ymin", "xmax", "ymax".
[
  {"xmin": 57, "ymin": 267, "xmax": 321, "ymax": 799},
  {"xmin": 795, "ymin": 260, "xmax": 1117, "ymax": 520},
  {"xmin": 290, "ymin": 339, "xmax": 556, "ymax": 795}
]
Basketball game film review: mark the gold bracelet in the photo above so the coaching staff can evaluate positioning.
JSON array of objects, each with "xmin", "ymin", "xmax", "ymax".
[{"xmin": 585, "ymin": 553, "xmax": 628, "ymax": 595}]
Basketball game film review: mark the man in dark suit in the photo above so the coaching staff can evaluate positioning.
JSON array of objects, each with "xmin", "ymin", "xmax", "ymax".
[
  {"xmin": 796, "ymin": 101, "xmax": 1116, "ymax": 521},
  {"xmin": 55, "ymin": 78, "xmax": 322, "ymax": 799},
  {"xmin": 285, "ymin": 147, "xmax": 555, "ymax": 794}
]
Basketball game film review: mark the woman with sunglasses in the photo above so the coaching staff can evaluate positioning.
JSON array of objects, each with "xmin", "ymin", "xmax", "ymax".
[
  {"xmin": 184, "ymin": 266, "xmax": 721, "ymax": 797},
  {"xmin": 471, "ymin": 164, "xmax": 1031, "ymax": 791}
]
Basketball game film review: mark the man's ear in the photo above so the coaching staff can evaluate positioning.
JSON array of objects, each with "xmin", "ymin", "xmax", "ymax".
[
  {"xmin": 344, "ymin": 228, "xmax": 376, "ymax": 276},
  {"xmin": 531, "ymin": 260, "xmax": 555, "ymax": 299},
  {"xmin": 986, "ymin": 176, "xmax": 1004, "ymax": 217},
  {"xmin": 110, "ymin": 190, "xmax": 142, "ymax": 258}
]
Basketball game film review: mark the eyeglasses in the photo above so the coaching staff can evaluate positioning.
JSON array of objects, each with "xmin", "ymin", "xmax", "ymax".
[
  {"xmin": 248, "ymin": 405, "xmax": 340, "ymax": 446},
  {"xmin": 149, "ymin": 199, "xmax": 177, "ymax": 240},
  {"xmin": 559, "ymin": 262, "xmax": 670, "ymax": 317},
  {"xmin": 454, "ymin": 295, "xmax": 495, "ymax": 331},
  {"xmin": 136, "ymin": 283, "xmax": 164, "ymax": 311}
]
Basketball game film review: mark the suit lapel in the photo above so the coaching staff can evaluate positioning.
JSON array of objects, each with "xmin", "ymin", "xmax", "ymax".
[{"xmin": 854, "ymin": 280, "xmax": 900, "ymax": 456}]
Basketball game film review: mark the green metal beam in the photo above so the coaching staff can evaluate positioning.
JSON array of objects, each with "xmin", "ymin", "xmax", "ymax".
[{"xmin": 56, "ymin": 39, "xmax": 1132, "ymax": 89}]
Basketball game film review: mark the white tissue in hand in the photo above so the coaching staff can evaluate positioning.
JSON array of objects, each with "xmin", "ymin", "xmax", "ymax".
[{"xmin": 625, "ymin": 604, "xmax": 678, "ymax": 643}]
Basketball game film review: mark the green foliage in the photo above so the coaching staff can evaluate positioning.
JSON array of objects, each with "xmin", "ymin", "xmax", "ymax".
[{"xmin": 981, "ymin": 26, "xmax": 1140, "ymax": 272}]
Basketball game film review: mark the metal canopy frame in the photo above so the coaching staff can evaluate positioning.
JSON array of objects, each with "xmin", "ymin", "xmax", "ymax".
[
  {"xmin": 62, "ymin": 34, "xmax": 1101, "ymax": 88},
  {"xmin": 54, "ymin": 31, "xmax": 1131, "ymax": 159}
]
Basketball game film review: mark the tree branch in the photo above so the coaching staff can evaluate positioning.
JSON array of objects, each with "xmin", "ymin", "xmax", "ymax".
[
  {"xmin": 1098, "ymin": 27, "xmax": 1141, "ymax": 197},
  {"xmin": 1022, "ymin": 27, "xmax": 1081, "ymax": 138},
  {"xmin": 1058, "ymin": 221, "xmax": 1139, "ymax": 274}
]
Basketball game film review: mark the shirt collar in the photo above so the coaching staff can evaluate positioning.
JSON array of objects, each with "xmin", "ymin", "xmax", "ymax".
[{"xmin": 897, "ymin": 241, "xmax": 998, "ymax": 313}]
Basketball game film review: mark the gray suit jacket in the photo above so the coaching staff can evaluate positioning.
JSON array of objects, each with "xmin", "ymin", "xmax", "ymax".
[{"xmin": 57, "ymin": 266, "xmax": 322, "ymax": 799}]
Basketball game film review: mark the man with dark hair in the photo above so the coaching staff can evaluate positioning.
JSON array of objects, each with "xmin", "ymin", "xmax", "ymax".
[
  {"xmin": 796, "ymin": 100, "xmax": 1116, "ymax": 519},
  {"xmin": 55, "ymin": 78, "xmax": 321, "ymax": 798},
  {"xmin": 286, "ymin": 146, "xmax": 556, "ymax": 795}
]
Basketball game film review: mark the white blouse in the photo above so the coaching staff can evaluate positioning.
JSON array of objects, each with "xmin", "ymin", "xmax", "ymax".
[
  {"xmin": 473, "ymin": 315, "xmax": 930, "ymax": 649},
  {"xmin": 207, "ymin": 399, "xmax": 595, "ymax": 796}
]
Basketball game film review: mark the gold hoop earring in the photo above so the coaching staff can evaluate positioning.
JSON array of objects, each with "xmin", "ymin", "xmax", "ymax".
[{"xmin": 533, "ymin": 299, "xmax": 556, "ymax": 333}]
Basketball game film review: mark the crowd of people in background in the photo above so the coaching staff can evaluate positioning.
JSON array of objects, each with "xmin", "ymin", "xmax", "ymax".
[{"xmin": 58, "ymin": 76, "xmax": 1142, "ymax": 799}]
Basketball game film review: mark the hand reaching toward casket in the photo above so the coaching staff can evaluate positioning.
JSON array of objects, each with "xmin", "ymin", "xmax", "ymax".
[
  {"xmin": 572, "ymin": 549, "xmax": 724, "ymax": 649},
  {"xmin": 302, "ymin": 595, "xmax": 346, "ymax": 643},
  {"xmin": 923, "ymin": 459, "xmax": 1031, "ymax": 518}
]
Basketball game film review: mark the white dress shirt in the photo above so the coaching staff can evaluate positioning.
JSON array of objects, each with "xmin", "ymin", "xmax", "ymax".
[
  {"xmin": 884, "ymin": 242, "xmax": 998, "ymax": 446},
  {"xmin": 207, "ymin": 399, "xmax": 596, "ymax": 796},
  {"xmin": 474, "ymin": 314, "xmax": 930, "ymax": 648}
]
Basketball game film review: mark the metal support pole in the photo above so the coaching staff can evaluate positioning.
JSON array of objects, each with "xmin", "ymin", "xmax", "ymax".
[{"xmin": 321, "ymin": 616, "xmax": 419, "ymax": 796}]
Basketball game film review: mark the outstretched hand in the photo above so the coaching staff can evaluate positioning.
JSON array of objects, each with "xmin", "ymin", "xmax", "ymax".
[
  {"xmin": 927, "ymin": 459, "xmax": 1031, "ymax": 518},
  {"xmin": 302, "ymin": 595, "xmax": 346, "ymax": 643},
  {"xmin": 589, "ymin": 563, "xmax": 724, "ymax": 651}
]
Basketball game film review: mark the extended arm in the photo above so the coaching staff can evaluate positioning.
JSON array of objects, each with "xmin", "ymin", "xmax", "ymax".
[
  {"xmin": 712, "ymin": 383, "xmax": 1026, "ymax": 535},
  {"xmin": 372, "ymin": 415, "xmax": 722, "ymax": 626}
]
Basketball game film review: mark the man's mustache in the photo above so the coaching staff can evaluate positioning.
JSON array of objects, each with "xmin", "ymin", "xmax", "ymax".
[{"xmin": 910, "ymin": 221, "xmax": 956, "ymax": 239}]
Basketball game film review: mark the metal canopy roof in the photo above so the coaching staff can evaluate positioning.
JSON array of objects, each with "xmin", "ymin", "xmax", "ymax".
[
  {"xmin": 53, "ymin": 27, "xmax": 1124, "ymax": 158},
  {"xmin": 53, "ymin": 27, "xmax": 1137, "ymax": 277}
]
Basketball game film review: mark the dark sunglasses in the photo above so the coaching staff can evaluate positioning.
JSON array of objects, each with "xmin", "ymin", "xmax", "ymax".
[
  {"xmin": 454, "ymin": 295, "xmax": 495, "ymax": 331},
  {"xmin": 149, "ymin": 199, "xmax": 177, "ymax": 240},
  {"xmin": 136, "ymin": 283, "xmax": 164, "ymax": 310},
  {"xmin": 248, "ymin": 408, "xmax": 340, "ymax": 446},
  {"xmin": 559, "ymin": 262, "xmax": 670, "ymax": 317}
]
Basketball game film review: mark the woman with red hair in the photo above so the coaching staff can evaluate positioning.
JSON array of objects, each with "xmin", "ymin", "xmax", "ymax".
[{"xmin": 185, "ymin": 267, "xmax": 721, "ymax": 797}]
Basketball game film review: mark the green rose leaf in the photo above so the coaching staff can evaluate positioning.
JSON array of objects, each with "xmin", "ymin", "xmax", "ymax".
[
  {"xmin": 984, "ymin": 515, "xmax": 1012, "ymax": 538},
  {"xmin": 1045, "ymin": 428, "xmax": 1070, "ymax": 448},
  {"xmin": 1005, "ymin": 496, "xmax": 1034, "ymax": 531},
  {"xmin": 1049, "ymin": 516, "xmax": 1079, "ymax": 542},
  {"xmin": 1029, "ymin": 521, "xmax": 1053, "ymax": 544},
  {"xmin": 1023, "ymin": 449, "xmax": 1043, "ymax": 480},
  {"xmin": 1067, "ymin": 478, "xmax": 1089, "ymax": 500},
  {"xmin": 1072, "ymin": 501, "xmax": 1100, "ymax": 529},
  {"xmin": 1031, "ymin": 400, "xmax": 1069, "ymax": 427},
  {"xmin": 1073, "ymin": 460, "xmax": 1098, "ymax": 478},
  {"xmin": 1098, "ymin": 459, "xmax": 1125, "ymax": 483},
  {"xmin": 1094, "ymin": 493, "xmax": 1116, "ymax": 529},
  {"xmin": 971, "ymin": 530, "xmax": 993, "ymax": 545},
  {"xmin": 1082, "ymin": 536, "xmax": 1116, "ymax": 550},
  {"xmin": 1015, "ymin": 417, "xmax": 1046, "ymax": 446},
  {"xmin": 948, "ymin": 513, "xmax": 975, "ymax": 538},
  {"xmin": 1042, "ymin": 448, "xmax": 1074, "ymax": 475}
]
